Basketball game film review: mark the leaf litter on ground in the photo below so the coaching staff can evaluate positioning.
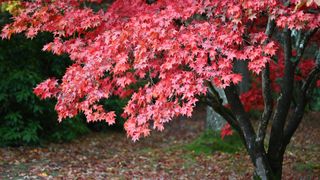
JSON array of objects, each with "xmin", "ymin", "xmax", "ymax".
[{"xmin": 0, "ymin": 106, "xmax": 319, "ymax": 179}]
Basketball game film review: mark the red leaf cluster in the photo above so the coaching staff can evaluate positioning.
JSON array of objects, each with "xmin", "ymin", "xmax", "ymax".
[{"xmin": 221, "ymin": 123, "xmax": 233, "ymax": 139}]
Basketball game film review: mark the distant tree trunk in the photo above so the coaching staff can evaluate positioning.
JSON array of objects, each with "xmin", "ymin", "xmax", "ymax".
[
  {"xmin": 206, "ymin": 61, "xmax": 251, "ymax": 131},
  {"xmin": 206, "ymin": 88, "xmax": 227, "ymax": 131}
]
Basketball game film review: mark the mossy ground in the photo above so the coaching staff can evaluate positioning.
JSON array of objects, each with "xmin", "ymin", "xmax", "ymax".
[{"xmin": 185, "ymin": 130, "xmax": 244, "ymax": 154}]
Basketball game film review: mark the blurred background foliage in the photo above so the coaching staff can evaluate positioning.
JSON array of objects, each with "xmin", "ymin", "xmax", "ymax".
[{"xmin": 0, "ymin": 12, "xmax": 126, "ymax": 146}]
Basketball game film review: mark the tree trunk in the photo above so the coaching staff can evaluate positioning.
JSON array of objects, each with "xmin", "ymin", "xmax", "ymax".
[
  {"xmin": 253, "ymin": 155, "xmax": 273, "ymax": 180},
  {"xmin": 234, "ymin": 60, "xmax": 251, "ymax": 93},
  {"xmin": 206, "ymin": 61, "xmax": 250, "ymax": 131},
  {"xmin": 206, "ymin": 88, "xmax": 227, "ymax": 131},
  {"xmin": 253, "ymin": 155, "xmax": 283, "ymax": 180},
  {"xmin": 269, "ymin": 160, "xmax": 283, "ymax": 180},
  {"xmin": 206, "ymin": 106, "xmax": 226, "ymax": 130}
]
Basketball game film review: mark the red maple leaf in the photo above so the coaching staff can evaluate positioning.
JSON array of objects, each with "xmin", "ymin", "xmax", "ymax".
[{"xmin": 221, "ymin": 123, "xmax": 233, "ymax": 139}]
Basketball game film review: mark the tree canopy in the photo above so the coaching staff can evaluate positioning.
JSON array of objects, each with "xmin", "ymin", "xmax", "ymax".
[{"xmin": 1, "ymin": 0, "xmax": 318, "ymax": 140}]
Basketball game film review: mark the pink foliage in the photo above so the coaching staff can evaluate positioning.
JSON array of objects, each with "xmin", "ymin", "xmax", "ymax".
[{"xmin": 1, "ymin": 0, "xmax": 319, "ymax": 140}]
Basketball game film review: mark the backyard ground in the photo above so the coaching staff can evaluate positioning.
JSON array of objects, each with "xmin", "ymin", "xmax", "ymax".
[{"xmin": 0, "ymin": 106, "xmax": 319, "ymax": 179}]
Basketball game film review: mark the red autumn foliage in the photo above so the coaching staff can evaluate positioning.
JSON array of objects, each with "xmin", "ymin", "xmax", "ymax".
[
  {"xmin": 220, "ymin": 123, "xmax": 233, "ymax": 139},
  {"xmin": 1, "ymin": 0, "xmax": 319, "ymax": 142}
]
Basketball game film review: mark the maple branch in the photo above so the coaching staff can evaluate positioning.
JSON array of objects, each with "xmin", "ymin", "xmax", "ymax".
[
  {"xmin": 205, "ymin": 81, "xmax": 241, "ymax": 133},
  {"xmin": 224, "ymin": 84, "xmax": 256, "ymax": 160},
  {"xmin": 256, "ymin": 18, "xmax": 275, "ymax": 150},
  {"xmin": 293, "ymin": 28, "xmax": 318, "ymax": 68},
  {"xmin": 282, "ymin": 49, "xmax": 320, "ymax": 150},
  {"xmin": 268, "ymin": 28, "xmax": 294, "ymax": 163}
]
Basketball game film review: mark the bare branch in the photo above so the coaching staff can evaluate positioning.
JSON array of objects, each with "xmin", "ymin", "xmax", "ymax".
[
  {"xmin": 294, "ymin": 28, "xmax": 318, "ymax": 68},
  {"xmin": 265, "ymin": 17, "xmax": 276, "ymax": 39},
  {"xmin": 257, "ymin": 63, "xmax": 273, "ymax": 146}
]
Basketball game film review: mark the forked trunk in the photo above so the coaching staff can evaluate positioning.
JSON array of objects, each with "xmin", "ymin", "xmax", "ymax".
[{"xmin": 253, "ymin": 154, "xmax": 284, "ymax": 180}]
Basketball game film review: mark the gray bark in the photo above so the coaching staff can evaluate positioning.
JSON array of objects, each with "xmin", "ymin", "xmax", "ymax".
[
  {"xmin": 206, "ymin": 61, "xmax": 250, "ymax": 131},
  {"xmin": 206, "ymin": 87, "xmax": 227, "ymax": 131}
]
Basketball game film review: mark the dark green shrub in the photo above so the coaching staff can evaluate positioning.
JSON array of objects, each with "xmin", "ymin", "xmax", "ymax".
[
  {"xmin": 0, "ymin": 11, "xmax": 129, "ymax": 145},
  {"xmin": 0, "ymin": 12, "xmax": 89, "ymax": 146}
]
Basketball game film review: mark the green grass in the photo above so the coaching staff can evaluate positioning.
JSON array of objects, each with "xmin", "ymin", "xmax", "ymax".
[{"xmin": 185, "ymin": 130, "xmax": 244, "ymax": 154}]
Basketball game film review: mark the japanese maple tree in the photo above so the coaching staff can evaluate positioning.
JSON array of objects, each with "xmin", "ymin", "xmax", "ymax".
[{"xmin": 1, "ymin": 0, "xmax": 319, "ymax": 179}]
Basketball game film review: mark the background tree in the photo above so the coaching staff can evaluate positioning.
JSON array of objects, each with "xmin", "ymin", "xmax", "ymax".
[{"xmin": 1, "ymin": 0, "xmax": 319, "ymax": 179}]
